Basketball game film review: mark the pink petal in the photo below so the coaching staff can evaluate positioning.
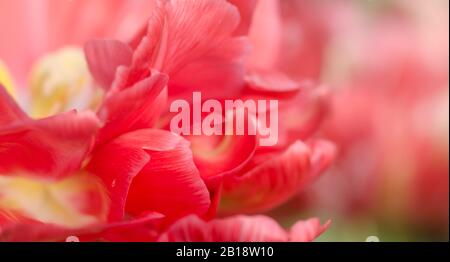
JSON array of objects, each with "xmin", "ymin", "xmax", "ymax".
[
  {"xmin": 219, "ymin": 141, "xmax": 312, "ymax": 215},
  {"xmin": 87, "ymin": 141, "xmax": 151, "ymax": 222},
  {"xmin": 102, "ymin": 130, "xmax": 211, "ymax": 221},
  {"xmin": 158, "ymin": 215, "xmax": 287, "ymax": 242},
  {"xmin": 289, "ymin": 218, "xmax": 331, "ymax": 242},
  {"xmin": 308, "ymin": 139, "xmax": 337, "ymax": 177},
  {"xmin": 228, "ymin": 0, "xmax": 258, "ymax": 35},
  {"xmin": 158, "ymin": 215, "xmax": 330, "ymax": 242},
  {"xmin": 191, "ymin": 132, "xmax": 257, "ymax": 187},
  {"xmin": 242, "ymin": 86, "xmax": 330, "ymax": 151},
  {"xmin": 245, "ymin": 70, "xmax": 308, "ymax": 94},
  {"xmin": 159, "ymin": 103, "xmax": 258, "ymax": 187},
  {"xmin": 80, "ymin": 212, "xmax": 165, "ymax": 242},
  {"xmin": 275, "ymin": 1, "xmax": 331, "ymax": 80},
  {"xmin": 247, "ymin": 0, "xmax": 330, "ymax": 80},
  {"xmin": 84, "ymin": 39, "xmax": 133, "ymax": 90},
  {"xmin": 89, "ymin": 127, "xmax": 202, "ymax": 222},
  {"xmin": 0, "ymin": 90, "xmax": 100, "ymax": 176},
  {"xmin": 168, "ymin": 36, "xmax": 249, "ymax": 100},
  {"xmin": 132, "ymin": 0, "xmax": 249, "ymax": 97},
  {"xmin": 188, "ymin": 111, "xmax": 258, "ymax": 187},
  {"xmin": 247, "ymin": 0, "xmax": 282, "ymax": 71},
  {"xmin": 96, "ymin": 71, "xmax": 168, "ymax": 145},
  {"xmin": 219, "ymin": 139, "xmax": 335, "ymax": 215},
  {"xmin": 0, "ymin": 217, "xmax": 103, "ymax": 242},
  {"xmin": 275, "ymin": 87, "xmax": 330, "ymax": 146},
  {"xmin": 0, "ymin": 216, "xmax": 75, "ymax": 242}
]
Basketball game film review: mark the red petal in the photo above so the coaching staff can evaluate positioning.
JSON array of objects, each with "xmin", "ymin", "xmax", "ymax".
[
  {"xmin": 188, "ymin": 111, "xmax": 258, "ymax": 187},
  {"xmin": 102, "ymin": 129, "xmax": 211, "ymax": 221},
  {"xmin": 218, "ymin": 139, "xmax": 336, "ymax": 215},
  {"xmin": 87, "ymin": 140, "xmax": 151, "ymax": 222},
  {"xmin": 219, "ymin": 141, "xmax": 312, "ymax": 215},
  {"xmin": 158, "ymin": 215, "xmax": 329, "ymax": 242},
  {"xmin": 0, "ymin": 94, "xmax": 100, "ymax": 176},
  {"xmin": 132, "ymin": 0, "xmax": 249, "ymax": 97},
  {"xmin": 96, "ymin": 71, "xmax": 168, "ymax": 145},
  {"xmin": 168, "ymin": 36, "xmax": 249, "ymax": 100},
  {"xmin": 242, "ymin": 86, "xmax": 330, "ymax": 151},
  {"xmin": 80, "ymin": 212, "xmax": 165, "ymax": 242},
  {"xmin": 203, "ymin": 183, "xmax": 223, "ymax": 220},
  {"xmin": 0, "ymin": 216, "xmax": 76, "ymax": 242},
  {"xmin": 90, "ymin": 127, "xmax": 208, "ymax": 222},
  {"xmin": 84, "ymin": 39, "xmax": 133, "ymax": 90}
]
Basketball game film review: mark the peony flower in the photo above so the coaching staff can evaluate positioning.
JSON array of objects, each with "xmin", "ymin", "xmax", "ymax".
[
  {"xmin": 1, "ymin": 0, "xmax": 334, "ymax": 242},
  {"xmin": 86, "ymin": 0, "xmax": 335, "ymax": 217}
]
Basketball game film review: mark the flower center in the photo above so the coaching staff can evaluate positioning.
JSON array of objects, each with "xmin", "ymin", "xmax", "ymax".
[
  {"xmin": 29, "ymin": 47, "xmax": 103, "ymax": 119},
  {"xmin": 0, "ymin": 173, "xmax": 109, "ymax": 229}
]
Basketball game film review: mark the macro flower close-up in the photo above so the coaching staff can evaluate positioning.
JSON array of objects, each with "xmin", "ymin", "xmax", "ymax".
[{"xmin": 0, "ymin": 0, "xmax": 448, "ymax": 245}]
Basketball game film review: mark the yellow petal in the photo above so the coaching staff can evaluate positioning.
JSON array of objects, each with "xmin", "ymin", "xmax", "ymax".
[{"xmin": 0, "ymin": 60, "xmax": 16, "ymax": 98}]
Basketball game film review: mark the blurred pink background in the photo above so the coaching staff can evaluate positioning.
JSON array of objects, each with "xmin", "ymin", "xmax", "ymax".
[{"xmin": 267, "ymin": 0, "xmax": 449, "ymax": 241}]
